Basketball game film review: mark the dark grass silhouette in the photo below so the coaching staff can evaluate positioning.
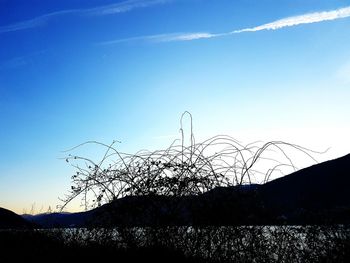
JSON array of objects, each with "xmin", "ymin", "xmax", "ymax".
[
  {"xmin": 0, "ymin": 229, "xmax": 203, "ymax": 262},
  {"xmin": 1, "ymin": 225, "xmax": 349, "ymax": 262}
]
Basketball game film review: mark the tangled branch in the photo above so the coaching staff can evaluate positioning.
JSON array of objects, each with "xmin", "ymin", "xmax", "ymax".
[{"xmin": 59, "ymin": 112, "xmax": 325, "ymax": 211}]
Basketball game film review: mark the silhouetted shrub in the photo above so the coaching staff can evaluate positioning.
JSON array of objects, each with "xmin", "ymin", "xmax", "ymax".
[
  {"xmin": 44, "ymin": 112, "xmax": 349, "ymax": 262},
  {"xmin": 60, "ymin": 112, "xmax": 322, "ymax": 210}
]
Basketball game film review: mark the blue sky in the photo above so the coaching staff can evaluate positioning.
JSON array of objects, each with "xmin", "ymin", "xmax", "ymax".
[{"xmin": 1, "ymin": 0, "xmax": 350, "ymax": 213}]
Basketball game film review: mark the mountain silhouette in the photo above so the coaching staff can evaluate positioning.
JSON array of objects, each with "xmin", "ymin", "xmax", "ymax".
[
  {"xmin": 23, "ymin": 153, "xmax": 350, "ymax": 228},
  {"xmin": 22, "ymin": 211, "xmax": 94, "ymax": 228},
  {"xmin": 259, "ymin": 153, "xmax": 350, "ymax": 224},
  {"xmin": 0, "ymin": 207, "xmax": 32, "ymax": 229}
]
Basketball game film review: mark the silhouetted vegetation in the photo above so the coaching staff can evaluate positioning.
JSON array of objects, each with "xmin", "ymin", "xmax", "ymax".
[
  {"xmin": 1, "ymin": 225, "xmax": 349, "ymax": 262},
  {"xmin": 2, "ymin": 113, "xmax": 349, "ymax": 262},
  {"xmin": 60, "ymin": 112, "xmax": 322, "ymax": 211},
  {"xmin": 0, "ymin": 229, "xmax": 201, "ymax": 262}
]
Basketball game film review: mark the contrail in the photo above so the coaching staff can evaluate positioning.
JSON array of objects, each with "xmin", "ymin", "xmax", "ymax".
[
  {"xmin": 87, "ymin": 0, "xmax": 171, "ymax": 16},
  {"xmin": 0, "ymin": 9, "xmax": 78, "ymax": 33},
  {"xmin": 97, "ymin": 32, "xmax": 221, "ymax": 45},
  {"xmin": 233, "ymin": 6, "xmax": 350, "ymax": 33},
  {"xmin": 0, "ymin": 0, "xmax": 172, "ymax": 34},
  {"xmin": 100, "ymin": 6, "xmax": 350, "ymax": 44}
]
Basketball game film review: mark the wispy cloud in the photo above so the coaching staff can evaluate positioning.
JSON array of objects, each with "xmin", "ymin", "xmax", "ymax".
[
  {"xmin": 0, "ymin": 10, "xmax": 78, "ymax": 34},
  {"xmin": 160, "ymin": 32, "xmax": 219, "ymax": 41},
  {"xmin": 87, "ymin": 0, "xmax": 171, "ymax": 16},
  {"xmin": 0, "ymin": 0, "xmax": 171, "ymax": 34},
  {"xmin": 101, "ymin": 6, "xmax": 350, "ymax": 44},
  {"xmin": 97, "ymin": 32, "xmax": 220, "ymax": 45},
  {"xmin": 233, "ymin": 6, "xmax": 350, "ymax": 33}
]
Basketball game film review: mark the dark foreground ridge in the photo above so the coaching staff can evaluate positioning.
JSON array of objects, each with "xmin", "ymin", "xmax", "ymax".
[
  {"xmin": 0, "ymin": 207, "xmax": 32, "ymax": 229},
  {"xmin": 18, "ymin": 153, "xmax": 350, "ymax": 227}
]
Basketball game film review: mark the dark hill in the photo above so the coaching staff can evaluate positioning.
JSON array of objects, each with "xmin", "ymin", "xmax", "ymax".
[
  {"xmin": 92, "ymin": 154, "xmax": 350, "ymax": 226},
  {"xmin": 261, "ymin": 153, "xmax": 350, "ymax": 208},
  {"xmin": 0, "ymin": 207, "xmax": 32, "ymax": 229},
  {"xmin": 259, "ymin": 153, "xmax": 350, "ymax": 224},
  {"xmin": 90, "ymin": 188, "xmax": 264, "ymax": 226},
  {"xmin": 26, "ymin": 153, "xmax": 350, "ymax": 228},
  {"xmin": 22, "ymin": 211, "xmax": 94, "ymax": 228}
]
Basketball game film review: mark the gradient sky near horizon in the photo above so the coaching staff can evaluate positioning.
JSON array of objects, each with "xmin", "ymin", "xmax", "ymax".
[{"xmin": 1, "ymin": 0, "xmax": 350, "ymax": 214}]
